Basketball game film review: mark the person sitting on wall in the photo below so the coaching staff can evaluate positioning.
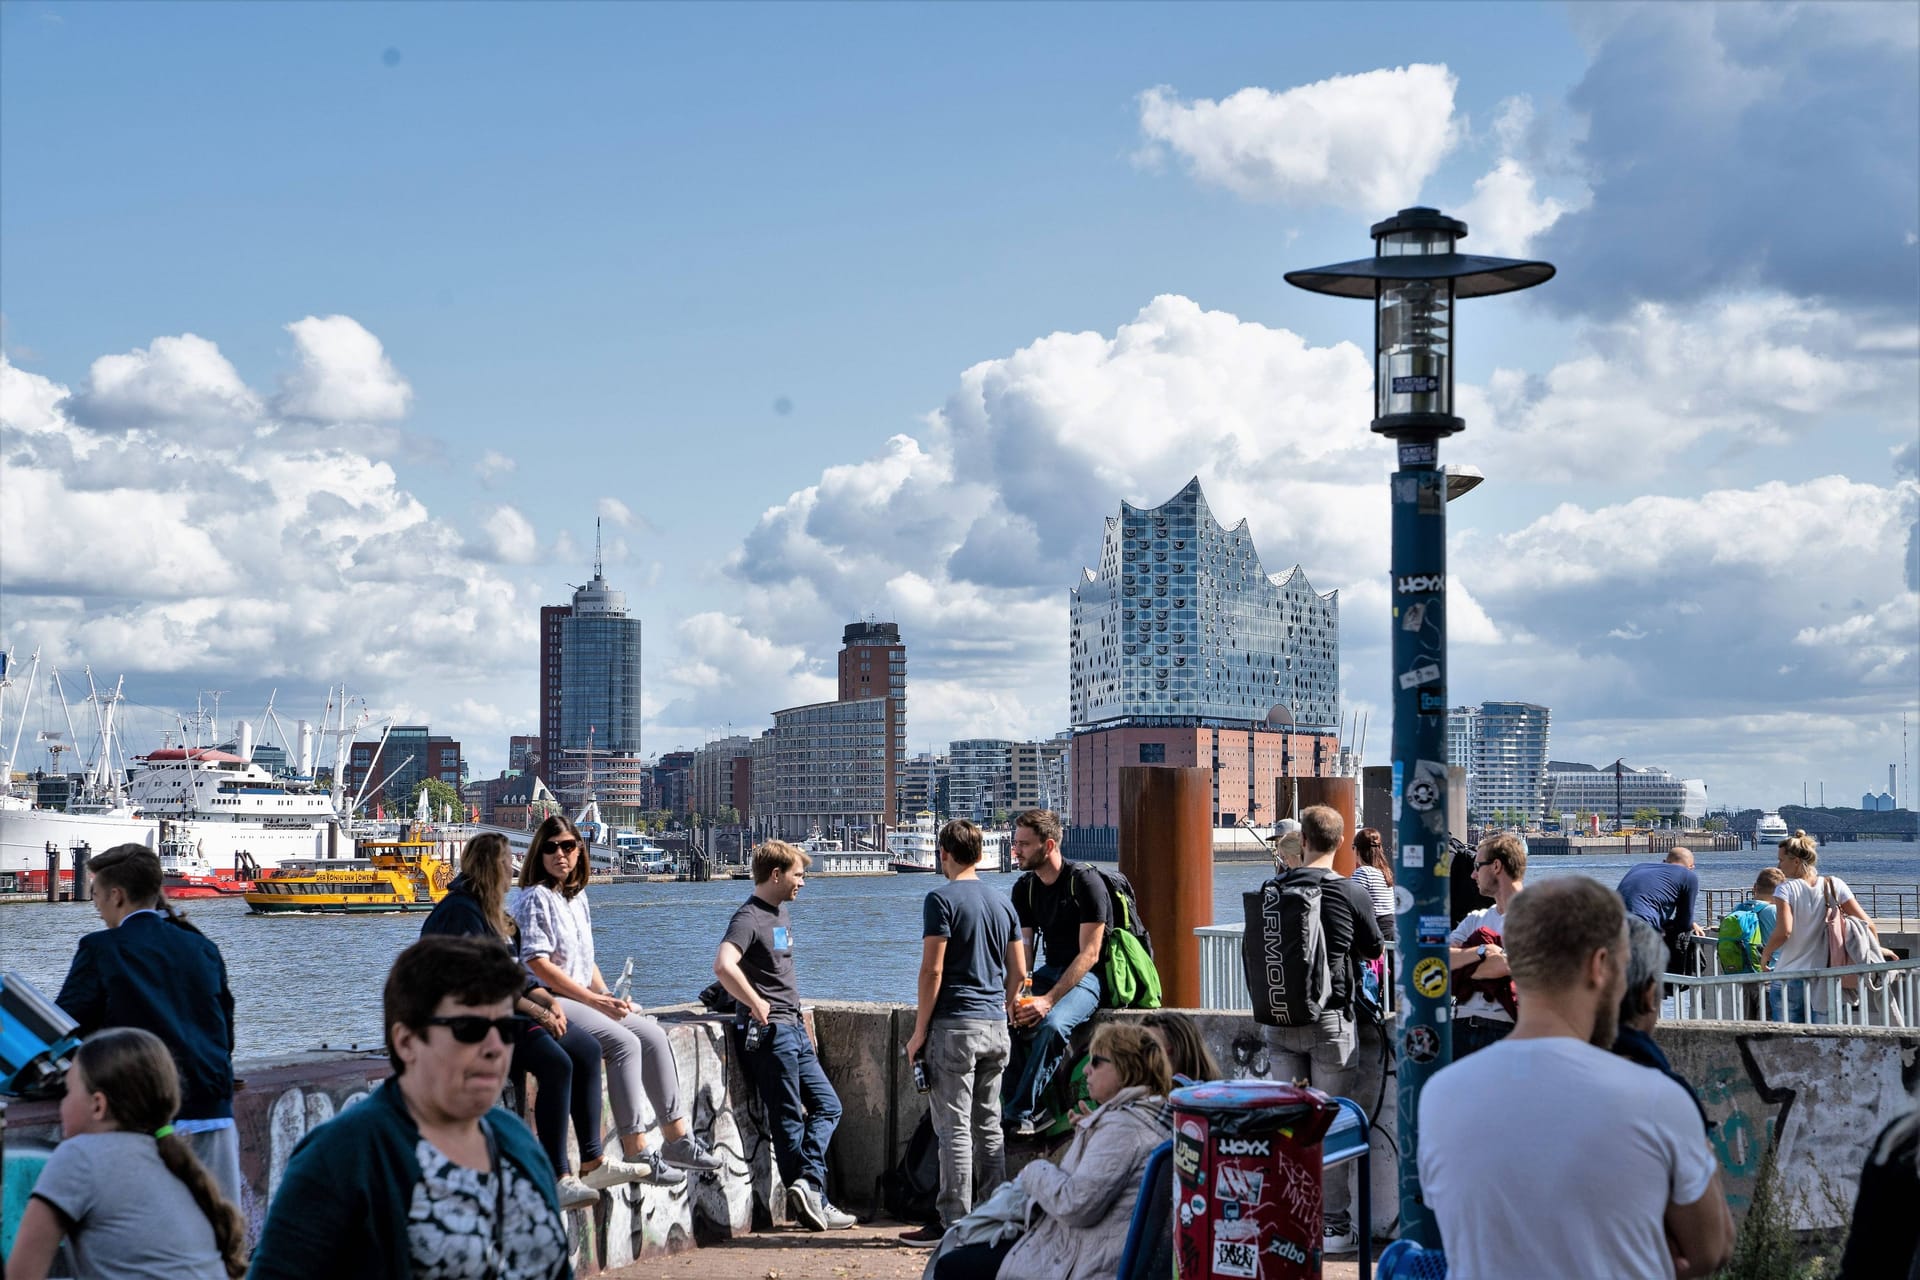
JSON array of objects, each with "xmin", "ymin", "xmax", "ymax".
[
  {"xmin": 1446, "ymin": 832, "xmax": 1526, "ymax": 1058},
  {"xmin": 249, "ymin": 935, "xmax": 570, "ymax": 1280}
]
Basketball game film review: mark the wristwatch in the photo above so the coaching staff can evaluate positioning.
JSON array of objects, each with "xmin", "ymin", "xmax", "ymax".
[{"xmin": 1476, "ymin": 944, "xmax": 1488, "ymax": 960}]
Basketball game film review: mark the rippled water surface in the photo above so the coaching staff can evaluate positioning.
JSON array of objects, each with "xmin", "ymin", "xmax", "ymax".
[{"xmin": 5, "ymin": 841, "xmax": 1914, "ymax": 1057}]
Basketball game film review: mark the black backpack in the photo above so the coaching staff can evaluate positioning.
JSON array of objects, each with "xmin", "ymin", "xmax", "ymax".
[
  {"xmin": 878, "ymin": 1109, "xmax": 941, "ymax": 1225},
  {"xmin": 1242, "ymin": 868, "xmax": 1333, "ymax": 1026}
]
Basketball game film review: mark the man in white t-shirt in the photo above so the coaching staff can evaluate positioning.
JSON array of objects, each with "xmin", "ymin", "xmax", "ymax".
[
  {"xmin": 1446, "ymin": 832, "xmax": 1524, "ymax": 1058},
  {"xmin": 1419, "ymin": 878, "xmax": 1734, "ymax": 1280}
]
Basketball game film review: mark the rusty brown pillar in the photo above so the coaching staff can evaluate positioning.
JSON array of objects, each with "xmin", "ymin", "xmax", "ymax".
[
  {"xmin": 1296, "ymin": 776, "xmax": 1359, "ymax": 876},
  {"xmin": 1118, "ymin": 765, "xmax": 1212, "ymax": 1008}
]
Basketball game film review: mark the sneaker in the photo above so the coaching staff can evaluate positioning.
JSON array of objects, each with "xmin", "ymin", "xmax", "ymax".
[
  {"xmin": 660, "ymin": 1134, "xmax": 724, "ymax": 1173},
  {"xmin": 1322, "ymin": 1217, "xmax": 1357, "ymax": 1254},
  {"xmin": 818, "ymin": 1198, "xmax": 857, "ymax": 1231},
  {"xmin": 580, "ymin": 1156, "xmax": 653, "ymax": 1191},
  {"xmin": 640, "ymin": 1149, "xmax": 688, "ymax": 1185},
  {"xmin": 556, "ymin": 1175, "xmax": 599, "ymax": 1210},
  {"xmin": 787, "ymin": 1179, "xmax": 829, "ymax": 1231},
  {"xmin": 898, "ymin": 1223, "xmax": 945, "ymax": 1245}
]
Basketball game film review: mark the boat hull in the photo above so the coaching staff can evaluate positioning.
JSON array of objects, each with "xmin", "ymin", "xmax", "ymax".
[
  {"xmin": 888, "ymin": 860, "xmax": 939, "ymax": 874},
  {"xmin": 0, "ymin": 806, "xmax": 348, "ymax": 876}
]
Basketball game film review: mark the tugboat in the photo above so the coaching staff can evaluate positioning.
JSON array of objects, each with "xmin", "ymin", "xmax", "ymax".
[
  {"xmin": 244, "ymin": 824, "xmax": 454, "ymax": 914},
  {"xmin": 158, "ymin": 834, "xmax": 250, "ymax": 898}
]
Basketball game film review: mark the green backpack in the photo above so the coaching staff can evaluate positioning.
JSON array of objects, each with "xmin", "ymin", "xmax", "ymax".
[
  {"xmin": 1716, "ymin": 901, "xmax": 1767, "ymax": 973},
  {"xmin": 1069, "ymin": 865, "xmax": 1163, "ymax": 1009}
]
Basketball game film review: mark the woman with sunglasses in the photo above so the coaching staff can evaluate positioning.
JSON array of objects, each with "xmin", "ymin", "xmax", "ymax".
[
  {"xmin": 512, "ymin": 815, "xmax": 721, "ymax": 1181},
  {"xmin": 250, "ymin": 935, "xmax": 569, "ymax": 1279},
  {"xmin": 932, "ymin": 1023, "xmax": 1173, "ymax": 1280},
  {"xmin": 423, "ymin": 833, "xmax": 638, "ymax": 1207}
]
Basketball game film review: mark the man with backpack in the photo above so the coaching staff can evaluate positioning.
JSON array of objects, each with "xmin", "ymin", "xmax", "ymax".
[
  {"xmin": 899, "ymin": 819, "xmax": 1026, "ymax": 1241},
  {"xmin": 1005, "ymin": 808, "xmax": 1109, "ymax": 1138},
  {"xmin": 1242, "ymin": 804, "xmax": 1382, "ymax": 1256}
]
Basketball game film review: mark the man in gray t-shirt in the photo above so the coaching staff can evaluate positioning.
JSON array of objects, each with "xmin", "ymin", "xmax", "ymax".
[{"xmin": 901, "ymin": 820, "xmax": 1027, "ymax": 1238}]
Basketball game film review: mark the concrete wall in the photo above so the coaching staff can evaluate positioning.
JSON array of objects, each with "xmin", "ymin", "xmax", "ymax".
[{"xmin": 1656, "ymin": 1021, "xmax": 1920, "ymax": 1228}]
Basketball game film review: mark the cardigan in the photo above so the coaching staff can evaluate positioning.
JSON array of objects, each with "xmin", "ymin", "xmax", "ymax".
[
  {"xmin": 56, "ymin": 911, "xmax": 236, "ymax": 1121},
  {"xmin": 247, "ymin": 1076, "xmax": 569, "ymax": 1280}
]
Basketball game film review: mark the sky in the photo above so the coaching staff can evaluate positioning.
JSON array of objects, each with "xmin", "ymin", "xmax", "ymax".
[{"xmin": 1, "ymin": 1, "xmax": 1916, "ymax": 813}]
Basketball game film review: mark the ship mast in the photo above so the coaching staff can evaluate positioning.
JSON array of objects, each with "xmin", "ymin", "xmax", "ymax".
[{"xmin": 0, "ymin": 647, "xmax": 42, "ymax": 781}]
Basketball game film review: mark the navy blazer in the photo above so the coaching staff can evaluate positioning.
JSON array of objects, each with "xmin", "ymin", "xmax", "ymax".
[{"xmin": 57, "ymin": 911, "xmax": 237, "ymax": 1120}]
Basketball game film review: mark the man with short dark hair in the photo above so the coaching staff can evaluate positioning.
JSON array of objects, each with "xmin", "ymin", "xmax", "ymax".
[
  {"xmin": 1446, "ymin": 832, "xmax": 1525, "ymax": 1058},
  {"xmin": 900, "ymin": 820, "xmax": 1026, "ymax": 1241},
  {"xmin": 1420, "ymin": 879, "xmax": 1734, "ymax": 1279},
  {"xmin": 713, "ymin": 841, "xmax": 854, "ymax": 1231},
  {"xmin": 1005, "ymin": 808, "xmax": 1109, "ymax": 1137},
  {"xmin": 1618, "ymin": 847, "xmax": 1707, "ymax": 976},
  {"xmin": 1258, "ymin": 804, "xmax": 1382, "ymax": 1255}
]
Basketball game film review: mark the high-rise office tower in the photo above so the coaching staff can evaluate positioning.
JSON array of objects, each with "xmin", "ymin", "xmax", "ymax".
[
  {"xmin": 1466, "ymin": 702, "xmax": 1551, "ymax": 823},
  {"xmin": 539, "ymin": 529, "xmax": 645, "ymax": 821},
  {"xmin": 838, "ymin": 620, "xmax": 906, "ymax": 821}
]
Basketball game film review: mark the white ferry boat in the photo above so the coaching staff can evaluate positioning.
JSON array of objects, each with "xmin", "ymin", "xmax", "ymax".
[
  {"xmin": 887, "ymin": 812, "xmax": 940, "ymax": 873},
  {"xmin": 1755, "ymin": 810, "xmax": 1790, "ymax": 847}
]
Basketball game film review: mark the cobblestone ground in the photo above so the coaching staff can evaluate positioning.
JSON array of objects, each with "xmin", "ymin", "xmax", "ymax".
[{"xmin": 603, "ymin": 1222, "xmax": 1376, "ymax": 1279}]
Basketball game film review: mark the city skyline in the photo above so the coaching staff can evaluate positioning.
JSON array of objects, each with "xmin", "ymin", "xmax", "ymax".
[{"xmin": 1, "ymin": 3, "xmax": 1915, "ymax": 813}]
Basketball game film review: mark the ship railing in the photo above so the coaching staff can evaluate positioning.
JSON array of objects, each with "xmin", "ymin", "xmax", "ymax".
[
  {"xmin": 1196, "ymin": 924, "xmax": 1399, "ymax": 1019},
  {"xmin": 1666, "ymin": 957, "xmax": 1920, "ymax": 1028},
  {"xmin": 1697, "ymin": 883, "xmax": 1920, "ymax": 926}
]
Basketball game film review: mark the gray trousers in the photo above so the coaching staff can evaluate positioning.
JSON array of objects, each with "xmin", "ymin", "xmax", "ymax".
[
  {"xmin": 925, "ymin": 1017, "xmax": 1012, "ymax": 1226},
  {"xmin": 558, "ymin": 997, "xmax": 684, "ymax": 1137},
  {"xmin": 1264, "ymin": 1011, "xmax": 1359, "ymax": 1223},
  {"xmin": 184, "ymin": 1124, "xmax": 243, "ymax": 1210}
]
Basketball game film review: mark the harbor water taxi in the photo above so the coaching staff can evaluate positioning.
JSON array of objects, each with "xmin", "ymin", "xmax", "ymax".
[{"xmin": 244, "ymin": 825, "xmax": 456, "ymax": 914}]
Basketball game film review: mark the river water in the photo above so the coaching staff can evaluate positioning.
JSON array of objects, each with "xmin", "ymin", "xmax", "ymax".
[{"xmin": 5, "ymin": 840, "xmax": 1916, "ymax": 1058}]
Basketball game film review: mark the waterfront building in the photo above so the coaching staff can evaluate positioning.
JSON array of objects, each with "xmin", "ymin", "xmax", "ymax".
[
  {"xmin": 764, "ymin": 697, "xmax": 891, "ymax": 841},
  {"xmin": 1459, "ymin": 702, "xmax": 1551, "ymax": 824},
  {"xmin": 539, "ymin": 538, "xmax": 646, "ymax": 822},
  {"xmin": 345, "ymin": 726, "xmax": 463, "ymax": 811},
  {"xmin": 898, "ymin": 751, "xmax": 948, "ymax": 818},
  {"xmin": 691, "ymin": 735, "xmax": 754, "ymax": 821},
  {"xmin": 838, "ymin": 621, "xmax": 907, "ymax": 819},
  {"xmin": 1446, "ymin": 706, "xmax": 1477, "ymax": 782},
  {"xmin": 1067, "ymin": 479, "xmax": 1343, "ymax": 839},
  {"xmin": 1863, "ymin": 790, "xmax": 1897, "ymax": 812},
  {"xmin": 1010, "ymin": 737, "xmax": 1070, "ymax": 817},
  {"xmin": 508, "ymin": 734, "xmax": 539, "ymax": 776},
  {"xmin": 1546, "ymin": 760, "xmax": 1708, "ymax": 824},
  {"xmin": 948, "ymin": 739, "xmax": 1015, "ymax": 823},
  {"xmin": 653, "ymin": 750, "xmax": 694, "ymax": 819}
]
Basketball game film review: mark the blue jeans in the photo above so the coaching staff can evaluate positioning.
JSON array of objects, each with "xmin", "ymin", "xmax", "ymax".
[
  {"xmin": 1781, "ymin": 979, "xmax": 1831, "ymax": 1025},
  {"xmin": 745, "ymin": 1022, "xmax": 842, "ymax": 1191},
  {"xmin": 514, "ymin": 1020, "xmax": 604, "ymax": 1173},
  {"xmin": 1003, "ymin": 965, "xmax": 1102, "ymax": 1122}
]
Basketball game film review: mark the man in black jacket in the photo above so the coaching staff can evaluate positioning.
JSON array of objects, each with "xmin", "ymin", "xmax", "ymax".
[{"xmin": 56, "ymin": 843, "xmax": 240, "ymax": 1204}]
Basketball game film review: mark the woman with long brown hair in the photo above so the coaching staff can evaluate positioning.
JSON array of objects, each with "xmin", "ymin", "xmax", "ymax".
[
  {"xmin": 8, "ymin": 1027, "xmax": 247, "ymax": 1278},
  {"xmin": 1349, "ymin": 827, "xmax": 1396, "ymax": 941},
  {"xmin": 512, "ymin": 814, "xmax": 721, "ymax": 1180},
  {"xmin": 423, "ymin": 832, "xmax": 623, "ymax": 1205}
]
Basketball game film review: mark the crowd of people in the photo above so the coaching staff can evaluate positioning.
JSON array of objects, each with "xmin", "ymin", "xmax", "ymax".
[{"xmin": 7, "ymin": 812, "xmax": 1916, "ymax": 1279}]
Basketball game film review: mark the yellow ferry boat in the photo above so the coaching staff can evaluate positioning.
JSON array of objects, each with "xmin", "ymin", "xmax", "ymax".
[{"xmin": 244, "ymin": 827, "xmax": 456, "ymax": 914}]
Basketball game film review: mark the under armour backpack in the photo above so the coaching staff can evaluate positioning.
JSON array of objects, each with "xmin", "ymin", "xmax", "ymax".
[
  {"xmin": 1716, "ymin": 901, "xmax": 1768, "ymax": 974},
  {"xmin": 1242, "ymin": 868, "xmax": 1333, "ymax": 1026}
]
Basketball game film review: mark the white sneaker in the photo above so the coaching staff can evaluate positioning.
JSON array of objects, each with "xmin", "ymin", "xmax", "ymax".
[
  {"xmin": 556, "ymin": 1175, "xmax": 599, "ymax": 1209},
  {"xmin": 580, "ymin": 1156, "xmax": 653, "ymax": 1191},
  {"xmin": 818, "ymin": 1198, "xmax": 857, "ymax": 1230},
  {"xmin": 787, "ymin": 1179, "xmax": 829, "ymax": 1231},
  {"xmin": 1323, "ymin": 1219, "xmax": 1357, "ymax": 1254}
]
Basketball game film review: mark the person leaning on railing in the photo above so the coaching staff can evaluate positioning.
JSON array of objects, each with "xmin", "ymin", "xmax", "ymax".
[{"xmin": 1758, "ymin": 832, "xmax": 1895, "ymax": 1024}]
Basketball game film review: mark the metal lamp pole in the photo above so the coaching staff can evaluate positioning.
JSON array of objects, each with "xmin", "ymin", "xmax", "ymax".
[{"xmin": 1287, "ymin": 207, "xmax": 1552, "ymax": 1245}]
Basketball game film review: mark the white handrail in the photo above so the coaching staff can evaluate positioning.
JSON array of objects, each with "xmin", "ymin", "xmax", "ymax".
[
  {"xmin": 1195, "ymin": 924, "xmax": 1399, "ymax": 1018},
  {"xmin": 1667, "ymin": 957, "xmax": 1919, "ymax": 1027}
]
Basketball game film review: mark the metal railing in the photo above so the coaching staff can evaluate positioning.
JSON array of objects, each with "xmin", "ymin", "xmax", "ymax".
[
  {"xmin": 1666, "ymin": 957, "xmax": 1920, "ymax": 1028},
  {"xmin": 1697, "ymin": 883, "xmax": 1920, "ymax": 926},
  {"xmin": 1196, "ymin": 924, "xmax": 1399, "ymax": 1018}
]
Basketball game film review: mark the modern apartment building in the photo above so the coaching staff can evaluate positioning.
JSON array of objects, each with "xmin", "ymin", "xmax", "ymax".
[
  {"xmin": 1067, "ymin": 479, "xmax": 1343, "ymax": 835},
  {"xmin": 1460, "ymin": 702, "xmax": 1551, "ymax": 823},
  {"xmin": 691, "ymin": 735, "xmax": 754, "ymax": 820},
  {"xmin": 762, "ymin": 697, "xmax": 892, "ymax": 840},
  {"xmin": 1546, "ymin": 760, "xmax": 1708, "ymax": 823},
  {"xmin": 345, "ymin": 726, "xmax": 463, "ymax": 810},
  {"xmin": 837, "ymin": 621, "xmax": 906, "ymax": 820},
  {"xmin": 947, "ymin": 739, "xmax": 1014, "ymax": 823},
  {"xmin": 539, "ymin": 540, "xmax": 645, "ymax": 821},
  {"xmin": 898, "ymin": 751, "xmax": 948, "ymax": 818},
  {"xmin": 1010, "ymin": 738, "xmax": 1070, "ymax": 817}
]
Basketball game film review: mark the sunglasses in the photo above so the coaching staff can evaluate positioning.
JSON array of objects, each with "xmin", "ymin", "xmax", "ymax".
[
  {"xmin": 422, "ymin": 1015, "xmax": 532, "ymax": 1045},
  {"xmin": 1088, "ymin": 1054, "xmax": 1112, "ymax": 1069},
  {"xmin": 1474, "ymin": 860, "xmax": 1500, "ymax": 870},
  {"xmin": 545, "ymin": 838, "xmax": 581, "ymax": 854}
]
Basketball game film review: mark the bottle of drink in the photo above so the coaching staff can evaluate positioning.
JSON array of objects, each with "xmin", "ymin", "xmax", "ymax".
[
  {"xmin": 912, "ymin": 1057, "xmax": 930, "ymax": 1093},
  {"xmin": 1017, "ymin": 975, "xmax": 1034, "ymax": 1008},
  {"xmin": 612, "ymin": 957, "xmax": 635, "ymax": 1007}
]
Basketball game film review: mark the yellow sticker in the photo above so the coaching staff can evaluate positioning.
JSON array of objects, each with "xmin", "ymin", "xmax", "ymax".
[{"xmin": 1413, "ymin": 956, "xmax": 1449, "ymax": 999}]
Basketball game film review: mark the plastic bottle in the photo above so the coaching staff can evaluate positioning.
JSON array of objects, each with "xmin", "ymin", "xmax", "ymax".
[{"xmin": 1017, "ymin": 975, "xmax": 1034, "ymax": 1008}]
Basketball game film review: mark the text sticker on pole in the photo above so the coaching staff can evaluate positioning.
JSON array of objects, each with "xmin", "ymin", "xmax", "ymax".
[
  {"xmin": 1397, "ymin": 441, "xmax": 1437, "ymax": 466},
  {"xmin": 1418, "ymin": 914, "xmax": 1451, "ymax": 946},
  {"xmin": 1413, "ymin": 957, "xmax": 1449, "ymax": 999},
  {"xmin": 1419, "ymin": 689, "xmax": 1447, "ymax": 714},
  {"xmin": 1396, "ymin": 573, "xmax": 1444, "ymax": 594},
  {"xmin": 1400, "ymin": 843, "xmax": 1424, "ymax": 869},
  {"xmin": 1399, "ymin": 663, "xmax": 1441, "ymax": 690}
]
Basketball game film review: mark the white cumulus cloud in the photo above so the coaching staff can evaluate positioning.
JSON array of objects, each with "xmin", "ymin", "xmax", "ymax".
[{"xmin": 274, "ymin": 314, "xmax": 412, "ymax": 422}]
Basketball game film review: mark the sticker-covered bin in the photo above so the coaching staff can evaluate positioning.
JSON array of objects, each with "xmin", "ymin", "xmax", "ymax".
[{"xmin": 1169, "ymin": 1079, "xmax": 1338, "ymax": 1280}]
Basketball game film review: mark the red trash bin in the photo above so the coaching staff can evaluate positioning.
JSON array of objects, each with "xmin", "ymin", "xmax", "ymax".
[{"xmin": 1170, "ymin": 1079, "xmax": 1338, "ymax": 1280}]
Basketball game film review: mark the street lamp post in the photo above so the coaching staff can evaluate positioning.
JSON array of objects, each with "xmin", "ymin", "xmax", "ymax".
[{"xmin": 1286, "ymin": 207, "xmax": 1552, "ymax": 1245}]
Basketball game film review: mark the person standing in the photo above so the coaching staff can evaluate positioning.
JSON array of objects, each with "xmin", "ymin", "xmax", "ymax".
[
  {"xmin": 713, "ymin": 840, "xmax": 856, "ymax": 1232},
  {"xmin": 1617, "ymin": 848, "xmax": 1707, "ymax": 976},
  {"xmin": 901, "ymin": 820, "xmax": 1027, "ymax": 1242},
  {"xmin": 1420, "ymin": 878, "xmax": 1733, "ymax": 1279},
  {"xmin": 1257, "ymin": 804, "xmax": 1381, "ymax": 1256},
  {"xmin": 1446, "ymin": 832, "xmax": 1526, "ymax": 1058},
  {"xmin": 1759, "ymin": 831, "xmax": 1892, "ymax": 1023},
  {"xmin": 1005, "ymin": 809, "xmax": 1109, "ymax": 1137},
  {"xmin": 54, "ymin": 843, "xmax": 242, "ymax": 1207}
]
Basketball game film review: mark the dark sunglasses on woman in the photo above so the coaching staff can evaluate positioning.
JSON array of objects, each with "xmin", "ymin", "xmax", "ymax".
[{"xmin": 423, "ymin": 1014, "xmax": 534, "ymax": 1045}]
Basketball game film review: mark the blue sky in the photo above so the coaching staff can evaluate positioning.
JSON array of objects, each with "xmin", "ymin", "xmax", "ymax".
[{"xmin": 3, "ymin": 1, "xmax": 1916, "ymax": 811}]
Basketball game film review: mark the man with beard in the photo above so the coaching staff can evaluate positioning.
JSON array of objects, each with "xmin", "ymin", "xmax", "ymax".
[{"xmin": 1418, "ymin": 879, "xmax": 1732, "ymax": 1280}]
